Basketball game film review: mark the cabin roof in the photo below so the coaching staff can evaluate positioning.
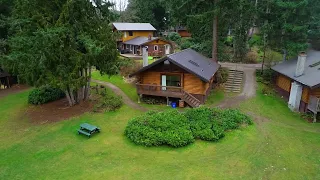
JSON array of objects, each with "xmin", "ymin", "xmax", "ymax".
[
  {"xmin": 130, "ymin": 49, "xmax": 220, "ymax": 82},
  {"xmin": 122, "ymin": 36, "xmax": 170, "ymax": 46},
  {"xmin": 0, "ymin": 67, "xmax": 10, "ymax": 78},
  {"xmin": 272, "ymin": 49, "xmax": 320, "ymax": 89},
  {"xmin": 112, "ymin": 23, "xmax": 156, "ymax": 31}
]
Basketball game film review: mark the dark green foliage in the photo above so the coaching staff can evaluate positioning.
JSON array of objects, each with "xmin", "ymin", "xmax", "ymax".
[
  {"xmin": 28, "ymin": 86, "xmax": 65, "ymax": 105},
  {"xmin": 256, "ymin": 69, "xmax": 276, "ymax": 85},
  {"xmin": 141, "ymin": 96, "xmax": 166, "ymax": 105},
  {"xmin": 180, "ymin": 38, "xmax": 194, "ymax": 50},
  {"xmin": 214, "ymin": 109, "xmax": 253, "ymax": 130},
  {"xmin": 216, "ymin": 67, "xmax": 229, "ymax": 84},
  {"xmin": 185, "ymin": 107, "xmax": 224, "ymax": 141},
  {"xmin": 94, "ymin": 89, "xmax": 123, "ymax": 112},
  {"xmin": 125, "ymin": 110, "xmax": 194, "ymax": 147},
  {"xmin": 248, "ymin": 35, "xmax": 263, "ymax": 48},
  {"xmin": 167, "ymin": 32, "xmax": 181, "ymax": 44},
  {"xmin": 125, "ymin": 107, "xmax": 253, "ymax": 147}
]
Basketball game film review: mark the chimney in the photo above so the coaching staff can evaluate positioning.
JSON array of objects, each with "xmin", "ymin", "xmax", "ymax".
[
  {"xmin": 295, "ymin": 52, "xmax": 307, "ymax": 77},
  {"xmin": 148, "ymin": 34, "xmax": 152, "ymax": 40},
  {"xmin": 142, "ymin": 46, "xmax": 148, "ymax": 67}
]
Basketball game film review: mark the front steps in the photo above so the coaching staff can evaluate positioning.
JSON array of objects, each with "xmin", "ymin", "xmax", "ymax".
[{"xmin": 225, "ymin": 70, "xmax": 244, "ymax": 93}]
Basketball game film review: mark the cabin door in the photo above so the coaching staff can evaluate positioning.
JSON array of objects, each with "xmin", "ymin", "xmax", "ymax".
[
  {"xmin": 165, "ymin": 45, "xmax": 170, "ymax": 55},
  {"xmin": 161, "ymin": 75, "xmax": 167, "ymax": 91}
]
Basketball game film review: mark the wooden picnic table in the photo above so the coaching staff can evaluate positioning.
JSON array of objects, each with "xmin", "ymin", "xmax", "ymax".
[{"xmin": 78, "ymin": 123, "xmax": 100, "ymax": 138}]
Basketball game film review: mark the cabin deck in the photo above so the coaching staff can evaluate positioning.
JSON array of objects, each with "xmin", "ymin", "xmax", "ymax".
[{"xmin": 136, "ymin": 84, "xmax": 183, "ymax": 98}]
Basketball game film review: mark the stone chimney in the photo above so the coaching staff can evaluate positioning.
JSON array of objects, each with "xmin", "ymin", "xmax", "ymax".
[
  {"xmin": 295, "ymin": 52, "xmax": 307, "ymax": 77},
  {"xmin": 142, "ymin": 46, "xmax": 148, "ymax": 67}
]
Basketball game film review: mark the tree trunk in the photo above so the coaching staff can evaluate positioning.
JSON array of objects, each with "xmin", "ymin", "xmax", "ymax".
[
  {"xmin": 70, "ymin": 89, "xmax": 76, "ymax": 105},
  {"xmin": 85, "ymin": 66, "xmax": 92, "ymax": 100},
  {"xmin": 65, "ymin": 90, "xmax": 73, "ymax": 107},
  {"xmin": 212, "ymin": 0, "xmax": 218, "ymax": 62}
]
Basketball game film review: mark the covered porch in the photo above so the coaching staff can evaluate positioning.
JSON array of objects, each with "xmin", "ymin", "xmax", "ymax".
[
  {"xmin": 136, "ymin": 83, "xmax": 183, "ymax": 98},
  {"xmin": 308, "ymin": 96, "xmax": 320, "ymax": 122}
]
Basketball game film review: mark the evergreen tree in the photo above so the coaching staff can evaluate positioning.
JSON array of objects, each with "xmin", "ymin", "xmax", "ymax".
[{"xmin": 4, "ymin": 0, "xmax": 118, "ymax": 106}]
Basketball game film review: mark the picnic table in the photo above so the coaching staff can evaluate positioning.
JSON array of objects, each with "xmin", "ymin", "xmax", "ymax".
[{"xmin": 78, "ymin": 123, "xmax": 100, "ymax": 138}]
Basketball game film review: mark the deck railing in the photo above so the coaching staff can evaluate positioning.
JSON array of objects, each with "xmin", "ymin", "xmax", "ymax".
[
  {"xmin": 136, "ymin": 83, "xmax": 183, "ymax": 97},
  {"xmin": 308, "ymin": 96, "xmax": 320, "ymax": 113}
]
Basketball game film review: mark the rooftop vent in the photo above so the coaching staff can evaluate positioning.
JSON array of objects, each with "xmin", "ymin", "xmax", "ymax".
[
  {"xmin": 309, "ymin": 61, "xmax": 320, "ymax": 68},
  {"xmin": 188, "ymin": 60, "xmax": 199, "ymax": 67}
]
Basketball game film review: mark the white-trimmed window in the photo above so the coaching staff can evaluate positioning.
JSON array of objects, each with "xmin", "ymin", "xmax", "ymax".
[{"xmin": 154, "ymin": 45, "xmax": 158, "ymax": 51}]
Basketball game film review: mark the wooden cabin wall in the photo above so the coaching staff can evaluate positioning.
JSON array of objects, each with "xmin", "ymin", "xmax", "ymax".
[
  {"xmin": 183, "ymin": 73, "xmax": 206, "ymax": 95},
  {"xmin": 311, "ymin": 88, "xmax": 320, "ymax": 97},
  {"xmin": 276, "ymin": 75, "xmax": 292, "ymax": 92},
  {"xmin": 140, "ymin": 71, "xmax": 161, "ymax": 85},
  {"xmin": 301, "ymin": 87, "xmax": 310, "ymax": 103}
]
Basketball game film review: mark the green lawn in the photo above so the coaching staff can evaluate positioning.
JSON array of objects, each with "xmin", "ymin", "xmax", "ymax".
[
  {"xmin": 1, "ymin": 84, "xmax": 320, "ymax": 179},
  {"xmin": 91, "ymin": 71, "xmax": 138, "ymax": 101}
]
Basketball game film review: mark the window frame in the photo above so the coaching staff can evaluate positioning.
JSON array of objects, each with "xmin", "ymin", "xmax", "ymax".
[{"xmin": 154, "ymin": 45, "xmax": 158, "ymax": 51}]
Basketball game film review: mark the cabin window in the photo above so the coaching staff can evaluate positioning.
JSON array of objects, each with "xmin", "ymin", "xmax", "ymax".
[
  {"xmin": 166, "ymin": 75, "xmax": 181, "ymax": 87},
  {"xmin": 154, "ymin": 45, "xmax": 158, "ymax": 51},
  {"xmin": 128, "ymin": 31, "xmax": 133, "ymax": 36}
]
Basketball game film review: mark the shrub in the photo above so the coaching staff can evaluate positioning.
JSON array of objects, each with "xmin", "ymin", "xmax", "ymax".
[
  {"xmin": 125, "ymin": 110, "xmax": 194, "ymax": 147},
  {"xmin": 28, "ymin": 85, "xmax": 65, "ymax": 105},
  {"xmin": 216, "ymin": 67, "xmax": 229, "ymax": 84},
  {"xmin": 168, "ymin": 32, "xmax": 181, "ymax": 44},
  {"xmin": 94, "ymin": 89, "xmax": 123, "ymax": 112},
  {"xmin": 256, "ymin": 69, "xmax": 276, "ymax": 85},
  {"xmin": 214, "ymin": 109, "xmax": 253, "ymax": 130},
  {"xmin": 141, "ymin": 95, "xmax": 167, "ymax": 105},
  {"xmin": 185, "ymin": 107, "xmax": 225, "ymax": 141},
  {"xmin": 180, "ymin": 38, "xmax": 193, "ymax": 49},
  {"xmin": 245, "ymin": 51, "xmax": 258, "ymax": 64}
]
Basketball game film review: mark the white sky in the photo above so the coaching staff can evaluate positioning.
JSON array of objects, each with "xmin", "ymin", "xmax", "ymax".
[{"xmin": 90, "ymin": 0, "xmax": 128, "ymax": 11}]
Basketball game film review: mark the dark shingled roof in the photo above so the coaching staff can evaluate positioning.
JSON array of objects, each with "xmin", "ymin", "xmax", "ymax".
[
  {"xmin": 130, "ymin": 49, "xmax": 220, "ymax": 82},
  {"xmin": 0, "ymin": 67, "xmax": 10, "ymax": 78},
  {"xmin": 113, "ymin": 23, "xmax": 156, "ymax": 31},
  {"xmin": 272, "ymin": 49, "xmax": 320, "ymax": 89},
  {"xmin": 123, "ymin": 37, "xmax": 160, "ymax": 46}
]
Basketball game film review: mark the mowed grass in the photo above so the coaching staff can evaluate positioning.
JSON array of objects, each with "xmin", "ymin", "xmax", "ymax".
[
  {"xmin": 1, "ymin": 84, "xmax": 320, "ymax": 179},
  {"xmin": 91, "ymin": 71, "xmax": 138, "ymax": 101}
]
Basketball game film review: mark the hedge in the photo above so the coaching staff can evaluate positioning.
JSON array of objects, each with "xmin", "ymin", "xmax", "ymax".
[
  {"xmin": 125, "ymin": 107, "xmax": 253, "ymax": 148},
  {"xmin": 28, "ymin": 85, "xmax": 65, "ymax": 105}
]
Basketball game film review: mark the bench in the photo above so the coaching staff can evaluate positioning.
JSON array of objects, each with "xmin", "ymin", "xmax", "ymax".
[{"xmin": 77, "ymin": 123, "xmax": 100, "ymax": 138}]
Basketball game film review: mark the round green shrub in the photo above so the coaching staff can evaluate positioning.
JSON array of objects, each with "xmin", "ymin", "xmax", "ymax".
[
  {"xmin": 214, "ymin": 109, "xmax": 253, "ymax": 130},
  {"xmin": 125, "ymin": 110, "xmax": 194, "ymax": 147},
  {"xmin": 28, "ymin": 85, "xmax": 65, "ymax": 105},
  {"xmin": 185, "ymin": 107, "xmax": 225, "ymax": 141}
]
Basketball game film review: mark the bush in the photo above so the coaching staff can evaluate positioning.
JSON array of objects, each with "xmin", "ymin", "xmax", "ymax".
[
  {"xmin": 28, "ymin": 85, "xmax": 65, "ymax": 105},
  {"xmin": 141, "ymin": 95, "xmax": 166, "ymax": 105},
  {"xmin": 94, "ymin": 89, "xmax": 123, "ymax": 112},
  {"xmin": 245, "ymin": 51, "xmax": 258, "ymax": 64},
  {"xmin": 216, "ymin": 67, "xmax": 229, "ymax": 84},
  {"xmin": 248, "ymin": 34, "xmax": 262, "ymax": 48},
  {"xmin": 214, "ymin": 109, "xmax": 253, "ymax": 130},
  {"xmin": 168, "ymin": 32, "xmax": 181, "ymax": 44},
  {"xmin": 180, "ymin": 38, "xmax": 193, "ymax": 49},
  {"xmin": 185, "ymin": 107, "xmax": 225, "ymax": 141},
  {"xmin": 125, "ymin": 108, "xmax": 253, "ymax": 147},
  {"xmin": 256, "ymin": 69, "xmax": 276, "ymax": 85},
  {"xmin": 125, "ymin": 110, "xmax": 194, "ymax": 147}
]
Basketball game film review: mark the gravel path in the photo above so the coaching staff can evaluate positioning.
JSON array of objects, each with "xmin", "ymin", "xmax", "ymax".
[
  {"xmin": 92, "ymin": 80, "xmax": 147, "ymax": 111},
  {"xmin": 217, "ymin": 63, "xmax": 257, "ymax": 108}
]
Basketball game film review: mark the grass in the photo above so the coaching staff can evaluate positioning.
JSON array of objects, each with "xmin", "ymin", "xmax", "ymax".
[
  {"xmin": 1, "ymin": 83, "xmax": 320, "ymax": 179},
  {"xmin": 91, "ymin": 71, "xmax": 138, "ymax": 101},
  {"xmin": 205, "ymin": 87, "xmax": 225, "ymax": 106}
]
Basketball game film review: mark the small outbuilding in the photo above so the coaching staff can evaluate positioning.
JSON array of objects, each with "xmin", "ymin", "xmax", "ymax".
[
  {"xmin": 130, "ymin": 49, "xmax": 220, "ymax": 107},
  {"xmin": 0, "ymin": 67, "xmax": 11, "ymax": 89},
  {"xmin": 272, "ymin": 49, "xmax": 320, "ymax": 121}
]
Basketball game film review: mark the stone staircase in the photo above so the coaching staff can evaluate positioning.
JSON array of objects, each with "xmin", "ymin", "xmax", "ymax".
[{"xmin": 225, "ymin": 70, "xmax": 244, "ymax": 93}]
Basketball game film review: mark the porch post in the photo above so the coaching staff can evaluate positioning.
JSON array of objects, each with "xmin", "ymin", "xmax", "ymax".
[
  {"xmin": 7, "ymin": 76, "xmax": 10, "ymax": 88},
  {"xmin": 166, "ymin": 97, "xmax": 169, "ymax": 106}
]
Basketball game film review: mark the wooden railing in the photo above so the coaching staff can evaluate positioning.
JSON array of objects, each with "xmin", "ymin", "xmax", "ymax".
[
  {"xmin": 136, "ymin": 83, "xmax": 183, "ymax": 97},
  {"xmin": 308, "ymin": 96, "xmax": 320, "ymax": 113}
]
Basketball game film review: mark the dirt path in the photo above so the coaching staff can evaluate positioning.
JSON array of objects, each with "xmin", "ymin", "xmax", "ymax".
[
  {"xmin": 92, "ymin": 80, "xmax": 147, "ymax": 111},
  {"xmin": 217, "ymin": 64, "xmax": 257, "ymax": 108},
  {"xmin": 0, "ymin": 85, "xmax": 30, "ymax": 99}
]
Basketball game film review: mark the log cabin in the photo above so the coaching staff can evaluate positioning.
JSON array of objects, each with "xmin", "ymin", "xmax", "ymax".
[
  {"xmin": 130, "ymin": 49, "xmax": 220, "ymax": 107},
  {"xmin": 272, "ymin": 49, "xmax": 320, "ymax": 121},
  {"xmin": 113, "ymin": 22, "xmax": 173, "ymax": 57}
]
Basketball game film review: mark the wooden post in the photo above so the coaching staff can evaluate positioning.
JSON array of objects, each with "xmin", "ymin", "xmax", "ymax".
[
  {"xmin": 138, "ymin": 94, "xmax": 141, "ymax": 104},
  {"xmin": 313, "ymin": 113, "xmax": 317, "ymax": 123},
  {"xmin": 166, "ymin": 97, "xmax": 169, "ymax": 106},
  {"xmin": 7, "ymin": 76, "xmax": 10, "ymax": 88}
]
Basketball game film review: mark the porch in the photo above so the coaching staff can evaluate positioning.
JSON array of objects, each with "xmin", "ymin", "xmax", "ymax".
[
  {"xmin": 136, "ymin": 83, "xmax": 202, "ymax": 107},
  {"xmin": 136, "ymin": 84, "xmax": 183, "ymax": 98}
]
